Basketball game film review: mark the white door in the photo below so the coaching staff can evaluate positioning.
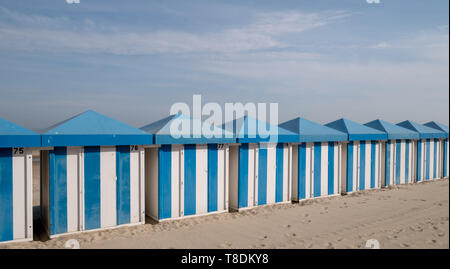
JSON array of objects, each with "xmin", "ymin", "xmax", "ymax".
[
  {"xmin": 100, "ymin": 146, "xmax": 116, "ymax": 228},
  {"xmin": 196, "ymin": 144, "xmax": 208, "ymax": 215}
]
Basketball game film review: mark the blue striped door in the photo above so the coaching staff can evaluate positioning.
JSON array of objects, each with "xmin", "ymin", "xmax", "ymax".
[
  {"xmin": 298, "ymin": 144, "xmax": 306, "ymax": 199},
  {"xmin": 426, "ymin": 139, "xmax": 430, "ymax": 180},
  {"xmin": 0, "ymin": 148, "xmax": 13, "ymax": 242},
  {"xmin": 370, "ymin": 141, "xmax": 376, "ymax": 189},
  {"xmin": 346, "ymin": 142, "xmax": 354, "ymax": 192},
  {"xmin": 444, "ymin": 140, "xmax": 448, "ymax": 177},
  {"xmin": 313, "ymin": 142, "xmax": 321, "ymax": 197},
  {"xmin": 49, "ymin": 147, "xmax": 68, "ymax": 235},
  {"xmin": 395, "ymin": 140, "xmax": 401, "ymax": 185},
  {"xmin": 417, "ymin": 141, "xmax": 422, "ymax": 181},
  {"xmin": 116, "ymin": 146, "xmax": 131, "ymax": 225},
  {"xmin": 275, "ymin": 144, "xmax": 284, "ymax": 203},
  {"xmin": 258, "ymin": 147, "xmax": 267, "ymax": 205},
  {"xmin": 405, "ymin": 140, "xmax": 410, "ymax": 182},
  {"xmin": 158, "ymin": 145, "xmax": 172, "ymax": 220},
  {"xmin": 84, "ymin": 146, "xmax": 101, "ymax": 230},
  {"xmin": 385, "ymin": 141, "xmax": 391, "ymax": 186},
  {"xmin": 359, "ymin": 142, "xmax": 366, "ymax": 191},
  {"xmin": 328, "ymin": 142, "xmax": 334, "ymax": 195},
  {"xmin": 184, "ymin": 144, "xmax": 196, "ymax": 216},
  {"xmin": 433, "ymin": 139, "xmax": 437, "ymax": 178},
  {"xmin": 207, "ymin": 144, "xmax": 218, "ymax": 212}
]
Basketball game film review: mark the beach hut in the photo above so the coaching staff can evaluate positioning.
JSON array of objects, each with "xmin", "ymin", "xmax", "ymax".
[
  {"xmin": 223, "ymin": 116, "xmax": 298, "ymax": 211},
  {"xmin": 424, "ymin": 121, "xmax": 449, "ymax": 178},
  {"xmin": 397, "ymin": 121, "xmax": 446, "ymax": 181},
  {"xmin": 0, "ymin": 118, "xmax": 40, "ymax": 243},
  {"xmin": 364, "ymin": 119, "xmax": 419, "ymax": 186},
  {"xmin": 141, "ymin": 113, "xmax": 235, "ymax": 221},
  {"xmin": 325, "ymin": 118, "xmax": 387, "ymax": 193},
  {"xmin": 279, "ymin": 117, "xmax": 347, "ymax": 201},
  {"xmin": 40, "ymin": 110, "xmax": 152, "ymax": 238}
]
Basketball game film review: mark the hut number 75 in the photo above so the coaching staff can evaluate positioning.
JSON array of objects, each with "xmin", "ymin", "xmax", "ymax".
[{"xmin": 13, "ymin": 147, "xmax": 24, "ymax": 155}]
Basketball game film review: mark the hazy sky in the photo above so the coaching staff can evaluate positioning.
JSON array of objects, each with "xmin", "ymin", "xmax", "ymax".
[{"xmin": 0, "ymin": 0, "xmax": 448, "ymax": 130}]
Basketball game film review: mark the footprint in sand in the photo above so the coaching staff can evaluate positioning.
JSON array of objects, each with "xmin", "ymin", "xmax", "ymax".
[{"xmin": 219, "ymin": 242, "xmax": 233, "ymax": 248}]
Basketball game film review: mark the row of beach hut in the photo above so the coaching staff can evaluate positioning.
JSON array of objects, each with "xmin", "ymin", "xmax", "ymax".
[{"xmin": 0, "ymin": 110, "xmax": 448, "ymax": 243}]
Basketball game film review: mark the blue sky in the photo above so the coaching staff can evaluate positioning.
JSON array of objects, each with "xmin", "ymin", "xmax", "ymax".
[{"xmin": 0, "ymin": 0, "xmax": 448, "ymax": 130}]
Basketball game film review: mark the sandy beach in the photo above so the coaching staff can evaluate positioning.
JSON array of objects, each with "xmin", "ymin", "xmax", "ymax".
[{"xmin": 2, "ymin": 164, "xmax": 448, "ymax": 249}]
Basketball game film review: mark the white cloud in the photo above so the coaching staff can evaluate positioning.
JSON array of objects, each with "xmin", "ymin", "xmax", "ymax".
[
  {"xmin": 0, "ymin": 8, "xmax": 349, "ymax": 55},
  {"xmin": 369, "ymin": 42, "xmax": 390, "ymax": 49}
]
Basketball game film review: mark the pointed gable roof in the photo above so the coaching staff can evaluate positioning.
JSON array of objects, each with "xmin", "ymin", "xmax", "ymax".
[
  {"xmin": 222, "ymin": 115, "xmax": 298, "ymax": 143},
  {"xmin": 141, "ymin": 113, "xmax": 235, "ymax": 144},
  {"xmin": 364, "ymin": 119, "xmax": 419, "ymax": 140},
  {"xmin": 396, "ymin": 120, "xmax": 446, "ymax": 139},
  {"xmin": 279, "ymin": 117, "xmax": 347, "ymax": 142},
  {"xmin": 325, "ymin": 118, "xmax": 387, "ymax": 141},
  {"xmin": 0, "ymin": 118, "xmax": 40, "ymax": 147},
  {"xmin": 41, "ymin": 110, "xmax": 152, "ymax": 146},
  {"xmin": 424, "ymin": 121, "xmax": 449, "ymax": 138}
]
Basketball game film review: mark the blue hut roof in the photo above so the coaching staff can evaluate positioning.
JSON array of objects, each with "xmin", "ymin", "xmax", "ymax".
[
  {"xmin": 141, "ymin": 113, "xmax": 235, "ymax": 144},
  {"xmin": 396, "ymin": 120, "xmax": 446, "ymax": 139},
  {"xmin": 364, "ymin": 119, "xmax": 419, "ymax": 140},
  {"xmin": 279, "ymin": 117, "xmax": 347, "ymax": 142},
  {"xmin": 424, "ymin": 121, "xmax": 449, "ymax": 138},
  {"xmin": 325, "ymin": 118, "xmax": 387, "ymax": 141},
  {"xmin": 41, "ymin": 110, "xmax": 153, "ymax": 147},
  {"xmin": 222, "ymin": 115, "xmax": 298, "ymax": 143},
  {"xmin": 0, "ymin": 118, "xmax": 40, "ymax": 148}
]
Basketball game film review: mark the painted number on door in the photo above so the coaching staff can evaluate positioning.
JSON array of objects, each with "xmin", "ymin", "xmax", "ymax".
[
  {"xmin": 130, "ymin": 145, "xmax": 140, "ymax": 151},
  {"xmin": 13, "ymin": 147, "xmax": 24, "ymax": 155}
]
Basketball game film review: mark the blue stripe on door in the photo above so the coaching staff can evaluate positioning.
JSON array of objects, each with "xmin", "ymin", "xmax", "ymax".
[
  {"xmin": 426, "ymin": 139, "xmax": 430, "ymax": 180},
  {"xmin": 298, "ymin": 144, "xmax": 306, "ymax": 199},
  {"xmin": 238, "ymin": 144, "xmax": 249, "ymax": 208},
  {"xmin": 328, "ymin": 142, "xmax": 334, "ymax": 195},
  {"xmin": 116, "ymin": 146, "xmax": 130, "ymax": 225},
  {"xmin": 433, "ymin": 139, "xmax": 437, "ymax": 179},
  {"xmin": 313, "ymin": 142, "xmax": 321, "ymax": 197},
  {"xmin": 405, "ymin": 140, "xmax": 410, "ymax": 182},
  {"xmin": 444, "ymin": 140, "xmax": 448, "ymax": 177},
  {"xmin": 395, "ymin": 140, "xmax": 401, "ymax": 185},
  {"xmin": 0, "ymin": 148, "xmax": 13, "ymax": 242},
  {"xmin": 50, "ymin": 147, "xmax": 68, "ymax": 235},
  {"xmin": 158, "ymin": 145, "xmax": 171, "ymax": 220},
  {"xmin": 84, "ymin": 146, "xmax": 101, "ymax": 230},
  {"xmin": 385, "ymin": 140, "xmax": 391, "ymax": 186},
  {"xmin": 258, "ymin": 146, "xmax": 267, "ymax": 205},
  {"xmin": 346, "ymin": 142, "xmax": 354, "ymax": 193},
  {"xmin": 370, "ymin": 141, "xmax": 376, "ymax": 189},
  {"xmin": 275, "ymin": 143, "xmax": 284, "ymax": 203},
  {"xmin": 207, "ymin": 144, "xmax": 218, "ymax": 212},
  {"xmin": 359, "ymin": 142, "xmax": 366, "ymax": 191},
  {"xmin": 184, "ymin": 144, "xmax": 196, "ymax": 216},
  {"xmin": 417, "ymin": 141, "xmax": 422, "ymax": 181}
]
